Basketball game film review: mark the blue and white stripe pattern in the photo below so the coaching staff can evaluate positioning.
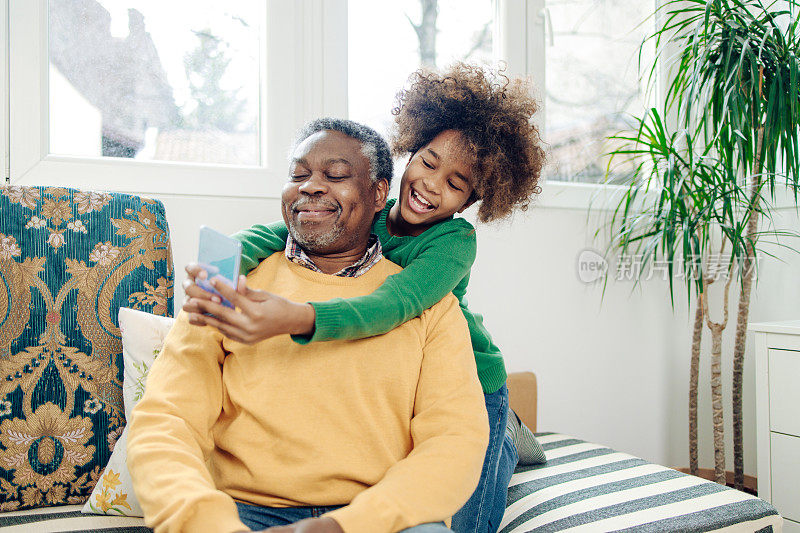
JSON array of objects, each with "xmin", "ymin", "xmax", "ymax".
[
  {"xmin": 500, "ymin": 433, "xmax": 782, "ymax": 533},
  {"xmin": 0, "ymin": 505, "xmax": 148, "ymax": 531},
  {"xmin": 0, "ymin": 432, "xmax": 782, "ymax": 532}
]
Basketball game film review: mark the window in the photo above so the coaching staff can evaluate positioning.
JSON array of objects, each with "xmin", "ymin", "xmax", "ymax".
[
  {"xmin": 48, "ymin": 1, "xmax": 262, "ymax": 166},
  {"xmin": 543, "ymin": 0, "xmax": 655, "ymax": 184},
  {"xmin": 8, "ymin": 0, "xmax": 343, "ymax": 197},
  {"xmin": 6, "ymin": 0, "xmax": 657, "ymax": 198},
  {"xmin": 346, "ymin": 0, "xmax": 655, "ymax": 185},
  {"xmin": 348, "ymin": 0, "xmax": 495, "ymax": 137}
]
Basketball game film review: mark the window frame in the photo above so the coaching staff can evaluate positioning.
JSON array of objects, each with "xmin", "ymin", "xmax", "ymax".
[
  {"xmin": 3, "ymin": 0, "xmax": 664, "ymax": 208},
  {"xmin": 6, "ymin": 0, "xmax": 347, "ymax": 198},
  {"xmin": 498, "ymin": 0, "xmax": 664, "ymax": 208},
  {"xmin": 1, "ymin": 0, "xmax": 7, "ymax": 182}
]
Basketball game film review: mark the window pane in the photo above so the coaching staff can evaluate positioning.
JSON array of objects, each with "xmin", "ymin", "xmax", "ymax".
[
  {"xmin": 545, "ymin": 0, "xmax": 654, "ymax": 184},
  {"xmin": 49, "ymin": 0, "xmax": 262, "ymax": 166},
  {"xmin": 348, "ymin": 0, "xmax": 495, "ymax": 137}
]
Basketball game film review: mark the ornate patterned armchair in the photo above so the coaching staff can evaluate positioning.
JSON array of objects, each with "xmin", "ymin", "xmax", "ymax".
[{"xmin": 0, "ymin": 186, "xmax": 173, "ymax": 513}]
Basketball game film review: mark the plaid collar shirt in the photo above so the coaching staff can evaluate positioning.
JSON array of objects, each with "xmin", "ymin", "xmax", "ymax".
[{"xmin": 285, "ymin": 233, "xmax": 383, "ymax": 278}]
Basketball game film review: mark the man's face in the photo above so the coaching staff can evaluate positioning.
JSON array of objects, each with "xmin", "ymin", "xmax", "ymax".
[{"xmin": 282, "ymin": 130, "xmax": 387, "ymax": 256}]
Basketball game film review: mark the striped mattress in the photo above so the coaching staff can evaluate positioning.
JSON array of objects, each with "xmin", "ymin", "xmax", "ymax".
[
  {"xmin": 0, "ymin": 505, "xmax": 147, "ymax": 532},
  {"xmin": 499, "ymin": 432, "xmax": 782, "ymax": 533},
  {"xmin": 0, "ymin": 432, "xmax": 782, "ymax": 532}
]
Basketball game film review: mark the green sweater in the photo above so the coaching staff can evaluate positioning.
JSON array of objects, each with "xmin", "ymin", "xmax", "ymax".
[{"xmin": 233, "ymin": 199, "xmax": 506, "ymax": 393}]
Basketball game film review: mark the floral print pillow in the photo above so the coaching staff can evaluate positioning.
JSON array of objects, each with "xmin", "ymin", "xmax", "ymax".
[
  {"xmin": 83, "ymin": 428, "xmax": 137, "ymax": 515},
  {"xmin": 82, "ymin": 308, "xmax": 175, "ymax": 517},
  {"xmin": 118, "ymin": 307, "xmax": 175, "ymax": 422}
]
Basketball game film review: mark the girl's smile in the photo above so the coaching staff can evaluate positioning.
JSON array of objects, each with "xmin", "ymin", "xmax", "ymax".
[{"xmin": 408, "ymin": 187, "xmax": 436, "ymax": 213}]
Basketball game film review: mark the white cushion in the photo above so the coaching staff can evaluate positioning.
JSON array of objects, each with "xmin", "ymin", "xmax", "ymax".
[{"xmin": 81, "ymin": 308, "xmax": 175, "ymax": 518}]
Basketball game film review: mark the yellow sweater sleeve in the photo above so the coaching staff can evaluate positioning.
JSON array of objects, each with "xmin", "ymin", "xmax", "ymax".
[
  {"xmin": 126, "ymin": 312, "xmax": 248, "ymax": 533},
  {"xmin": 325, "ymin": 295, "xmax": 490, "ymax": 533}
]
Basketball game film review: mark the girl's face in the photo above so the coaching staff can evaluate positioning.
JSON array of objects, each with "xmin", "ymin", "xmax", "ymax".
[{"xmin": 397, "ymin": 130, "xmax": 476, "ymax": 230}]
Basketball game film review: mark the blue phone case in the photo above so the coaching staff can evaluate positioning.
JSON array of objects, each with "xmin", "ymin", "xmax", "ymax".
[{"xmin": 196, "ymin": 225, "xmax": 242, "ymax": 309}]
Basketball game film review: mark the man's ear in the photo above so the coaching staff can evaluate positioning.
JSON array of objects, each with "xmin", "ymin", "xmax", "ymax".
[{"xmin": 373, "ymin": 178, "xmax": 390, "ymax": 213}]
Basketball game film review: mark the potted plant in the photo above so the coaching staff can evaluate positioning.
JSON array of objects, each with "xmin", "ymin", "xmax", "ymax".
[{"xmin": 598, "ymin": 0, "xmax": 800, "ymax": 490}]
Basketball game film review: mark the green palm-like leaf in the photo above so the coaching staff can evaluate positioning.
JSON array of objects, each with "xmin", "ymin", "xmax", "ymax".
[
  {"xmin": 602, "ymin": 0, "xmax": 800, "ymax": 301},
  {"xmin": 598, "ymin": 0, "xmax": 800, "ymax": 490}
]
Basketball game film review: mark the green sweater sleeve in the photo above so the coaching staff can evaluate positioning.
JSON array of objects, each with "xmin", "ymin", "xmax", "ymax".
[
  {"xmin": 300, "ymin": 224, "xmax": 477, "ymax": 344},
  {"xmin": 232, "ymin": 221, "xmax": 289, "ymax": 274}
]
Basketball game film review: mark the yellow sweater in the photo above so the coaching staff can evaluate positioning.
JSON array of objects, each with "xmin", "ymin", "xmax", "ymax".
[{"xmin": 127, "ymin": 254, "xmax": 489, "ymax": 533}]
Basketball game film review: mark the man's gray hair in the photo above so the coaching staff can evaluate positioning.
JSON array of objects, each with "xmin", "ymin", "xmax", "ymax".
[{"xmin": 292, "ymin": 118, "xmax": 394, "ymax": 187}]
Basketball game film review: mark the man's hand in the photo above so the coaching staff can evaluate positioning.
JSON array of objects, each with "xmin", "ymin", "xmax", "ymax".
[
  {"xmin": 259, "ymin": 517, "xmax": 344, "ymax": 533},
  {"xmin": 183, "ymin": 273, "xmax": 316, "ymax": 344}
]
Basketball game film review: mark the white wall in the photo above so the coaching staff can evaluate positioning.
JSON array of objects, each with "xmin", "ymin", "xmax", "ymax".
[
  {"xmin": 151, "ymin": 184, "xmax": 800, "ymax": 478},
  {"xmin": 155, "ymin": 194, "xmax": 282, "ymax": 302},
  {"xmin": 465, "ymin": 196, "xmax": 800, "ymax": 476}
]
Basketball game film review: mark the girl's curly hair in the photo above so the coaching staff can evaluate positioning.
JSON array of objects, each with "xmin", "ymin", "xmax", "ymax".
[{"xmin": 391, "ymin": 62, "xmax": 545, "ymax": 222}]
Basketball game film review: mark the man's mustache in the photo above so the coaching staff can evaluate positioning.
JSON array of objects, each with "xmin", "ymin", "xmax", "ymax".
[{"xmin": 290, "ymin": 197, "xmax": 341, "ymax": 213}]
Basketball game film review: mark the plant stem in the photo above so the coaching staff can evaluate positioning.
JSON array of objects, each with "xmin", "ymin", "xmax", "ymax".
[
  {"xmin": 709, "ymin": 323, "xmax": 726, "ymax": 485},
  {"xmin": 731, "ymin": 123, "xmax": 764, "ymax": 490},
  {"xmin": 703, "ymin": 251, "xmax": 733, "ymax": 485},
  {"xmin": 689, "ymin": 290, "xmax": 704, "ymax": 475}
]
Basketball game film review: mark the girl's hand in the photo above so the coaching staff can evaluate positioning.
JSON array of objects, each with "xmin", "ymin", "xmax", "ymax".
[{"xmin": 183, "ymin": 275, "xmax": 316, "ymax": 344}]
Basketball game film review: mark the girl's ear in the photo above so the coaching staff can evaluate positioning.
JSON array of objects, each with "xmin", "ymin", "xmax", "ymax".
[
  {"xmin": 457, "ymin": 191, "xmax": 479, "ymax": 213},
  {"xmin": 457, "ymin": 197, "xmax": 477, "ymax": 214},
  {"xmin": 405, "ymin": 148, "xmax": 420, "ymax": 169}
]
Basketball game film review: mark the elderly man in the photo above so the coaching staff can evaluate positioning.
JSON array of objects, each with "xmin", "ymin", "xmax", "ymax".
[{"xmin": 127, "ymin": 118, "xmax": 489, "ymax": 533}]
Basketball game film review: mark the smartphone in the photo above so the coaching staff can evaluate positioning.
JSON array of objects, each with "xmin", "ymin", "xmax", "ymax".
[{"xmin": 196, "ymin": 225, "xmax": 242, "ymax": 309}]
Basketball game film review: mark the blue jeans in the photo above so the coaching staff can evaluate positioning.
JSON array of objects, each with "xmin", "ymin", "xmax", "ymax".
[
  {"xmin": 235, "ymin": 501, "xmax": 451, "ymax": 532},
  {"xmin": 451, "ymin": 384, "xmax": 518, "ymax": 533}
]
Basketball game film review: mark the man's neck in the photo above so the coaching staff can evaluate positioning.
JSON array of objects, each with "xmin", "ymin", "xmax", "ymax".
[
  {"xmin": 285, "ymin": 233, "xmax": 382, "ymax": 277},
  {"xmin": 304, "ymin": 246, "xmax": 369, "ymax": 275}
]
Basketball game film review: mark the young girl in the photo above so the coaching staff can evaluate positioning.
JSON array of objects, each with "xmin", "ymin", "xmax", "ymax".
[{"xmin": 189, "ymin": 63, "xmax": 544, "ymax": 532}]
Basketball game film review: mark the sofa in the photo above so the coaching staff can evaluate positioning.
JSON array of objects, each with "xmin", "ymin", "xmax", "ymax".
[
  {"xmin": 501, "ymin": 374, "xmax": 782, "ymax": 532},
  {"xmin": 0, "ymin": 186, "xmax": 784, "ymax": 532}
]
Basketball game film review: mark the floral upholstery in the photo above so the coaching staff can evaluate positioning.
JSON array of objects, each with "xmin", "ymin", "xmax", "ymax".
[{"xmin": 0, "ymin": 186, "xmax": 173, "ymax": 512}]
